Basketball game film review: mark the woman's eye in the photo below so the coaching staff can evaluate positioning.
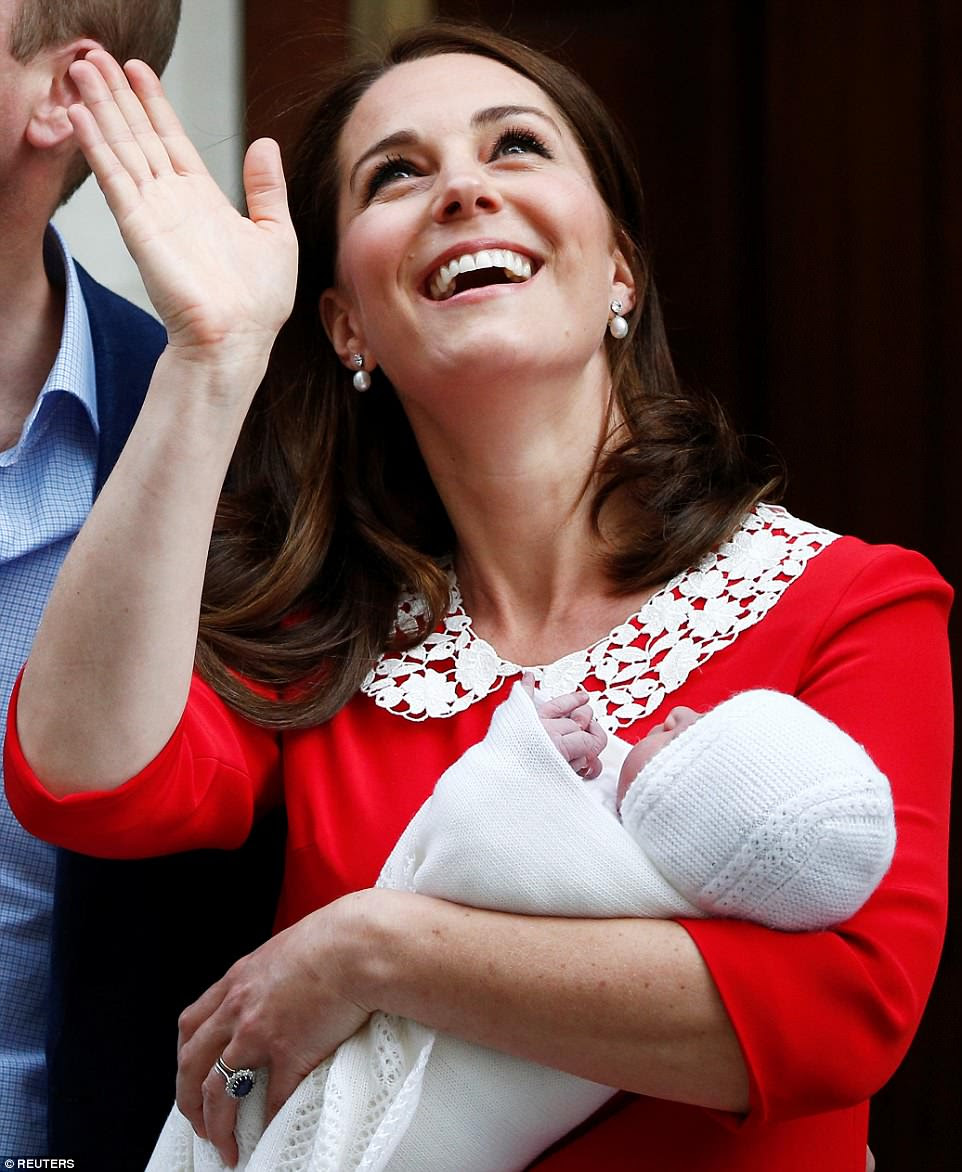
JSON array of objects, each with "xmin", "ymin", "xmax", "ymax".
[
  {"xmin": 365, "ymin": 155, "xmax": 420, "ymax": 200},
  {"xmin": 492, "ymin": 128, "xmax": 553, "ymax": 160}
]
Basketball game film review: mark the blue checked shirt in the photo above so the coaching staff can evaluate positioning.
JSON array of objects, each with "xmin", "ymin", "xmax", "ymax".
[{"xmin": 0, "ymin": 226, "xmax": 98, "ymax": 1156}]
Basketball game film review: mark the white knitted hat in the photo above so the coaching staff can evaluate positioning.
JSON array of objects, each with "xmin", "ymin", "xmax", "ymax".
[{"xmin": 618, "ymin": 690, "xmax": 896, "ymax": 930}]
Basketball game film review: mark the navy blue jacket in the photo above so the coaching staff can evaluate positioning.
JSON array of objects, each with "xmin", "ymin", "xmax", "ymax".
[{"xmin": 47, "ymin": 268, "xmax": 284, "ymax": 1168}]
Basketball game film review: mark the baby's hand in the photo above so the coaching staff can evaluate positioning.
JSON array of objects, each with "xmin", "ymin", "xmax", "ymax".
[{"xmin": 521, "ymin": 674, "xmax": 607, "ymax": 779}]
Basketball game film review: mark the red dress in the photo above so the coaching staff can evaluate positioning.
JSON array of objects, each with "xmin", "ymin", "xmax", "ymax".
[{"xmin": 5, "ymin": 506, "xmax": 953, "ymax": 1171}]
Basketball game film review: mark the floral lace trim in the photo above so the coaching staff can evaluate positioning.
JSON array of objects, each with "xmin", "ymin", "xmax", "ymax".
[{"xmin": 360, "ymin": 504, "xmax": 839, "ymax": 732}]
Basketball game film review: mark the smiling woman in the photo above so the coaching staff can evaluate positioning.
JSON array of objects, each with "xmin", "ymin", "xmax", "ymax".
[
  {"xmin": 3, "ymin": 19, "xmax": 952, "ymax": 1172},
  {"xmin": 194, "ymin": 28, "xmax": 771, "ymax": 732}
]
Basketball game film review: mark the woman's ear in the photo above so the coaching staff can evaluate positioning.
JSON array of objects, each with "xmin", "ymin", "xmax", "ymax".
[
  {"xmin": 319, "ymin": 288, "xmax": 378, "ymax": 372},
  {"xmin": 25, "ymin": 39, "xmax": 102, "ymax": 151},
  {"xmin": 609, "ymin": 245, "xmax": 637, "ymax": 316}
]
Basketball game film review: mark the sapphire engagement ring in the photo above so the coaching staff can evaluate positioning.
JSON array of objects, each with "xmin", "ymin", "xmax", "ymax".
[{"xmin": 214, "ymin": 1056, "xmax": 257, "ymax": 1098}]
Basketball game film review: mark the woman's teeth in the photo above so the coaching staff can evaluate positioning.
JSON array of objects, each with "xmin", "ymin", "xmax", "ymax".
[{"xmin": 428, "ymin": 249, "xmax": 534, "ymax": 300}]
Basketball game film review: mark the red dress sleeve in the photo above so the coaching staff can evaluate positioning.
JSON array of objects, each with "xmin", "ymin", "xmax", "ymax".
[
  {"xmin": 682, "ymin": 545, "xmax": 954, "ymax": 1125},
  {"xmin": 3, "ymin": 670, "xmax": 281, "ymax": 857}
]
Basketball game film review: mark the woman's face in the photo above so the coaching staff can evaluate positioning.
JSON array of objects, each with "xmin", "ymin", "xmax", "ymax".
[{"xmin": 324, "ymin": 52, "xmax": 634, "ymax": 409}]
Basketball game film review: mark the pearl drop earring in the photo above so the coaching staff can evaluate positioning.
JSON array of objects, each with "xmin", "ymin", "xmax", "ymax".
[
  {"xmin": 608, "ymin": 299, "xmax": 629, "ymax": 339},
  {"xmin": 351, "ymin": 353, "xmax": 371, "ymax": 392}
]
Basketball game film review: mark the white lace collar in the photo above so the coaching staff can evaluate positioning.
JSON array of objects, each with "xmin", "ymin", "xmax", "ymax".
[{"xmin": 361, "ymin": 504, "xmax": 838, "ymax": 732}]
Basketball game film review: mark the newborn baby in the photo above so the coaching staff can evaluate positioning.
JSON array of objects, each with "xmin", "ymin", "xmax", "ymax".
[{"xmin": 149, "ymin": 686, "xmax": 895, "ymax": 1172}]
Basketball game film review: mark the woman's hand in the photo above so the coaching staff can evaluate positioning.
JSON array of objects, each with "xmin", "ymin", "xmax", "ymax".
[
  {"xmin": 175, "ymin": 895, "xmax": 373, "ymax": 1167},
  {"xmin": 67, "ymin": 51, "xmax": 296, "ymax": 374}
]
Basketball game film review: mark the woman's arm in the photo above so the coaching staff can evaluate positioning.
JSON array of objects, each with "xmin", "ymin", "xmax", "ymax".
[
  {"xmin": 174, "ymin": 891, "xmax": 745, "ymax": 1166},
  {"xmin": 15, "ymin": 52, "xmax": 295, "ymax": 793},
  {"xmin": 6, "ymin": 672, "xmax": 282, "ymax": 854},
  {"xmin": 346, "ymin": 891, "xmax": 746, "ymax": 1107}
]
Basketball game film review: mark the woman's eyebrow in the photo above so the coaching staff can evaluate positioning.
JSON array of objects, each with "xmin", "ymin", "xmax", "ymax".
[
  {"xmin": 348, "ymin": 106, "xmax": 561, "ymax": 192},
  {"xmin": 471, "ymin": 105, "xmax": 561, "ymax": 135},
  {"xmin": 349, "ymin": 129, "xmax": 419, "ymax": 191}
]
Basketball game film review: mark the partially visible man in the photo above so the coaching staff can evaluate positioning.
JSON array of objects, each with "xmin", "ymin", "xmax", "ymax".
[{"xmin": 0, "ymin": 3, "xmax": 283, "ymax": 1166}]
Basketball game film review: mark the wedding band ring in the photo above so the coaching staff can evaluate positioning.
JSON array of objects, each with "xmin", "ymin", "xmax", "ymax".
[{"xmin": 214, "ymin": 1056, "xmax": 256, "ymax": 1098}]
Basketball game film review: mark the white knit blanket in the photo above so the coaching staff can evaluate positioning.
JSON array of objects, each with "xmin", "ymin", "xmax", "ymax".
[{"xmin": 146, "ymin": 685, "xmax": 894, "ymax": 1171}]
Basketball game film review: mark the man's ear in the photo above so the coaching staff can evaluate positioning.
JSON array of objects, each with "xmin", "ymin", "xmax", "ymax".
[
  {"xmin": 25, "ymin": 39, "xmax": 102, "ymax": 151},
  {"xmin": 319, "ymin": 287, "xmax": 377, "ymax": 372}
]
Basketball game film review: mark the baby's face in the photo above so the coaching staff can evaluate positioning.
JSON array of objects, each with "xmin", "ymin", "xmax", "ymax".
[{"xmin": 617, "ymin": 706, "xmax": 700, "ymax": 807}]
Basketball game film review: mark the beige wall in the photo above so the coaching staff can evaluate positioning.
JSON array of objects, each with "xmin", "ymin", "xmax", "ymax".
[{"xmin": 351, "ymin": 0, "xmax": 435, "ymax": 49}]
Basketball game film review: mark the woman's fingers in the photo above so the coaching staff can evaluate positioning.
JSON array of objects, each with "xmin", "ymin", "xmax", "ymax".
[
  {"xmin": 92, "ymin": 52, "xmax": 175, "ymax": 177},
  {"xmin": 175, "ymin": 1042, "xmax": 214, "ymax": 1137},
  {"xmin": 65, "ymin": 100, "xmax": 141, "ymax": 223},
  {"xmin": 68, "ymin": 56, "xmax": 155, "ymax": 185},
  {"xmin": 177, "ymin": 975, "xmax": 226, "ymax": 1052},
  {"xmin": 124, "ymin": 57, "xmax": 208, "ymax": 175},
  {"xmin": 68, "ymin": 51, "xmax": 206, "ymax": 194},
  {"xmin": 243, "ymin": 138, "xmax": 293, "ymax": 233},
  {"xmin": 201, "ymin": 1060, "xmax": 241, "ymax": 1167},
  {"xmin": 176, "ymin": 983, "xmax": 230, "ymax": 1136},
  {"xmin": 178, "ymin": 1028, "xmax": 254, "ymax": 1161}
]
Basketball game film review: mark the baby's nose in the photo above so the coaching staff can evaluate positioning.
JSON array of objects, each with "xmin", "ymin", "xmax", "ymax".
[{"xmin": 664, "ymin": 706, "xmax": 699, "ymax": 732}]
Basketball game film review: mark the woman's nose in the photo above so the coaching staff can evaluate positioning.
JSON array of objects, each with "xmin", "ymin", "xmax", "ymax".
[{"xmin": 432, "ymin": 166, "xmax": 502, "ymax": 222}]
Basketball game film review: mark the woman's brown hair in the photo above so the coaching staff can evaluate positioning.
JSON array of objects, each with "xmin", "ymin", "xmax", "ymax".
[{"xmin": 196, "ymin": 21, "xmax": 779, "ymax": 728}]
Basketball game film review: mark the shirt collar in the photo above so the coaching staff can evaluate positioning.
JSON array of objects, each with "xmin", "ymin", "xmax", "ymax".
[{"xmin": 35, "ymin": 224, "xmax": 99, "ymax": 435}]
